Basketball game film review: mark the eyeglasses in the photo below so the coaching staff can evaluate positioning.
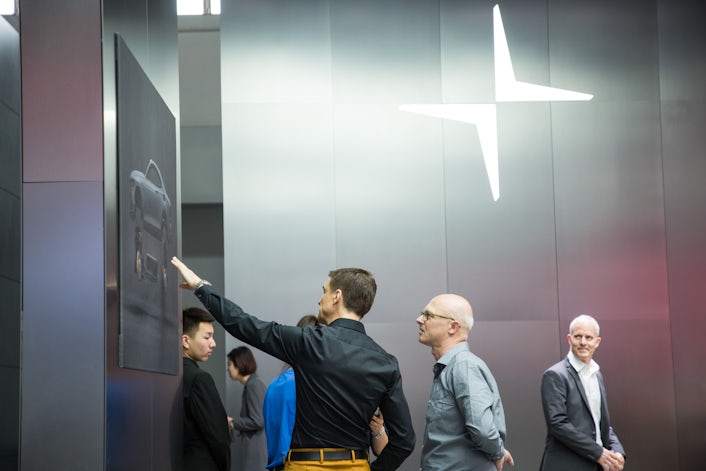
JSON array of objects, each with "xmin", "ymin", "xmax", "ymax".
[{"xmin": 419, "ymin": 311, "xmax": 457, "ymax": 322}]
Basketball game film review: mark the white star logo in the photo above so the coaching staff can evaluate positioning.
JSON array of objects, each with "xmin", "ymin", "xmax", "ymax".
[{"xmin": 400, "ymin": 4, "xmax": 593, "ymax": 201}]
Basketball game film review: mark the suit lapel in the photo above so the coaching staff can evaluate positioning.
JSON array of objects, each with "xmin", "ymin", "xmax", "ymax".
[
  {"xmin": 597, "ymin": 372, "xmax": 610, "ymax": 440},
  {"xmin": 564, "ymin": 357, "xmax": 593, "ymax": 413}
]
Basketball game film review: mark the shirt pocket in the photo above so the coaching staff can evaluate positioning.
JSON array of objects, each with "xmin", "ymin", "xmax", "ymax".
[{"xmin": 425, "ymin": 384, "xmax": 456, "ymax": 424}]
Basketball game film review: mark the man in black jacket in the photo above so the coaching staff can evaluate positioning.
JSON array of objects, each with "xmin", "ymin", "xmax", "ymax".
[
  {"xmin": 172, "ymin": 257, "xmax": 415, "ymax": 471},
  {"xmin": 182, "ymin": 307, "xmax": 231, "ymax": 471}
]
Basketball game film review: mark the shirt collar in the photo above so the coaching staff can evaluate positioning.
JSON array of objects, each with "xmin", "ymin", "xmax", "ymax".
[
  {"xmin": 327, "ymin": 317, "xmax": 366, "ymax": 333},
  {"xmin": 436, "ymin": 342, "xmax": 469, "ymax": 366},
  {"xmin": 567, "ymin": 352, "xmax": 600, "ymax": 375}
]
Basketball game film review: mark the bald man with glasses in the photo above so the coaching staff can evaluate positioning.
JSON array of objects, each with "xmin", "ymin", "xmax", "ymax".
[{"xmin": 416, "ymin": 294, "xmax": 514, "ymax": 471}]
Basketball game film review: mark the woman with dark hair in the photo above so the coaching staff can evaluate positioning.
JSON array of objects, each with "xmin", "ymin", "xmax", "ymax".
[{"xmin": 227, "ymin": 346, "xmax": 267, "ymax": 471}]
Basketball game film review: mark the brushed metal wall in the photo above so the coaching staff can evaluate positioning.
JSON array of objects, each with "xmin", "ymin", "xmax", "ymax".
[
  {"xmin": 218, "ymin": 1, "xmax": 705, "ymax": 470},
  {"xmin": 659, "ymin": 0, "xmax": 706, "ymax": 467},
  {"xmin": 550, "ymin": 1, "xmax": 677, "ymax": 468},
  {"xmin": 19, "ymin": 0, "xmax": 181, "ymax": 469},
  {"xmin": 0, "ymin": 15, "xmax": 21, "ymax": 470},
  {"xmin": 20, "ymin": 0, "xmax": 106, "ymax": 468},
  {"xmin": 102, "ymin": 0, "xmax": 182, "ymax": 470}
]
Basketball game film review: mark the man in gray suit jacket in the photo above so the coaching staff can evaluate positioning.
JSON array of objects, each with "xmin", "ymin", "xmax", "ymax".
[{"xmin": 540, "ymin": 315, "xmax": 626, "ymax": 471}]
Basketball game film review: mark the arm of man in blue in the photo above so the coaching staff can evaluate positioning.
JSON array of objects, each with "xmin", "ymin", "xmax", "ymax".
[{"xmin": 451, "ymin": 356, "xmax": 508, "ymax": 463}]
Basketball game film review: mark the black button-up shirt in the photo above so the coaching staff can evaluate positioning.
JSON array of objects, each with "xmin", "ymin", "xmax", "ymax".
[{"xmin": 196, "ymin": 285, "xmax": 415, "ymax": 471}]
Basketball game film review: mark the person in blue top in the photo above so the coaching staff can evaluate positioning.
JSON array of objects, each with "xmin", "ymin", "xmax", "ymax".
[{"xmin": 263, "ymin": 315, "xmax": 318, "ymax": 471}]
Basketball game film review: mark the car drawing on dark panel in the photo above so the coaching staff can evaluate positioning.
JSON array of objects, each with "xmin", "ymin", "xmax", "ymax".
[{"xmin": 129, "ymin": 159, "xmax": 172, "ymax": 289}]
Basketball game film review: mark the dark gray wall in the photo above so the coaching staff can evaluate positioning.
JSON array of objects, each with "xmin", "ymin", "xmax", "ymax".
[
  {"xmin": 216, "ymin": 1, "xmax": 706, "ymax": 470},
  {"xmin": 20, "ymin": 0, "xmax": 105, "ymax": 468},
  {"xmin": 19, "ymin": 0, "xmax": 181, "ymax": 469},
  {"xmin": 181, "ymin": 203, "xmax": 226, "ymax": 401},
  {"xmin": 0, "ymin": 15, "xmax": 20, "ymax": 471},
  {"xmin": 660, "ymin": 0, "xmax": 706, "ymax": 466},
  {"xmin": 102, "ymin": 1, "xmax": 181, "ymax": 470}
]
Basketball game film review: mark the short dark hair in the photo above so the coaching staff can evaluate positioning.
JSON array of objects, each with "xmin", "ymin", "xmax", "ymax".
[
  {"xmin": 183, "ymin": 307, "xmax": 215, "ymax": 337},
  {"xmin": 328, "ymin": 268, "xmax": 377, "ymax": 317},
  {"xmin": 227, "ymin": 346, "xmax": 257, "ymax": 376}
]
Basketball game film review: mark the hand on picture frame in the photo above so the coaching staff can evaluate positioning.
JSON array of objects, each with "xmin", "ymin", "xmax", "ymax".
[{"xmin": 171, "ymin": 257, "xmax": 202, "ymax": 291}]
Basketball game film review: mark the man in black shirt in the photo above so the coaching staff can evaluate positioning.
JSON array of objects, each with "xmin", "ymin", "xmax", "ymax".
[
  {"xmin": 182, "ymin": 307, "xmax": 231, "ymax": 471},
  {"xmin": 172, "ymin": 257, "xmax": 415, "ymax": 471}
]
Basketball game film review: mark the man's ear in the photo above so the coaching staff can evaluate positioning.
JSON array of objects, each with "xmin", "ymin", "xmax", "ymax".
[
  {"xmin": 332, "ymin": 289, "xmax": 342, "ymax": 304},
  {"xmin": 448, "ymin": 320, "xmax": 461, "ymax": 334},
  {"xmin": 182, "ymin": 334, "xmax": 190, "ymax": 350}
]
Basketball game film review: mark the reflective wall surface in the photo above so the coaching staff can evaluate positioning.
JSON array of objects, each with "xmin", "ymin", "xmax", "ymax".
[
  {"xmin": 218, "ymin": 1, "xmax": 705, "ymax": 469},
  {"xmin": 102, "ymin": 0, "xmax": 181, "ymax": 470},
  {"xmin": 20, "ymin": 0, "xmax": 105, "ymax": 468},
  {"xmin": 659, "ymin": 0, "xmax": 706, "ymax": 466},
  {"xmin": 19, "ymin": 0, "xmax": 181, "ymax": 469},
  {"xmin": 0, "ymin": 14, "xmax": 20, "ymax": 471}
]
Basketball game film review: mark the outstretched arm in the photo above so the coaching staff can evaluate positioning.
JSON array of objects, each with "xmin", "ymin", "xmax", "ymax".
[{"xmin": 172, "ymin": 256, "xmax": 301, "ymax": 366}]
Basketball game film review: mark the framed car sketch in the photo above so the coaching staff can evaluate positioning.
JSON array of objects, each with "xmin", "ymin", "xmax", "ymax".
[{"xmin": 115, "ymin": 34, "xmax": 178, "ymax": 375}]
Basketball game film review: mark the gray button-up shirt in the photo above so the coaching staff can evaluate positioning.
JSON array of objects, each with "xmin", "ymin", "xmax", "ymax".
[{"xmin": 421, "ymin": 342, "xmax": 507, "ymax": 471}]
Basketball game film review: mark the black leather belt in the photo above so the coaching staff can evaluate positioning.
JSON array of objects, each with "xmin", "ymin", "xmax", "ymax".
[{"xmin": 288, "ymin": 449, "xmax": 368, "ymax": 461}]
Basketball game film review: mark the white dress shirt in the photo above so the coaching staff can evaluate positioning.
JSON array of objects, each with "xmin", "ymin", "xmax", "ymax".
[{"xmin": 568, "ymin": 352, "xmax": 602, "ymax": 446}]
